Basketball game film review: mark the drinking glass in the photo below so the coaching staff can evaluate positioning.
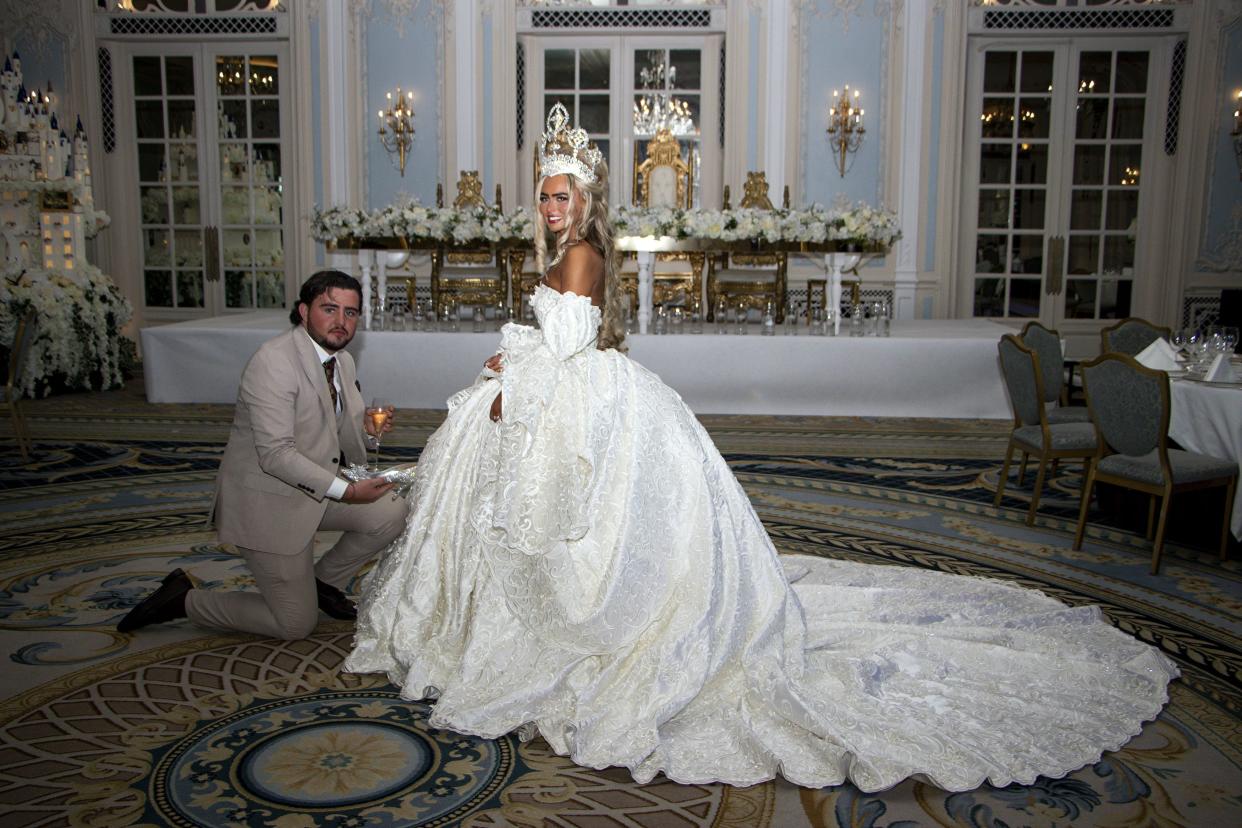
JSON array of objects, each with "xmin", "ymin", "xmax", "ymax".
[
  {"xmin": 715, "ymin": 298, "xmax": 728, "ymax": 334},
  {"xmin": 494, "ymin": 302, "xmax": 509, "ymax": 331},
  {"xmin": 878, "ymin": 301, "xmax": 892, "ymax": 337},
  {"xmin": 690, "ymin": 300, "xmax": 703, "ymax": 334},
  {"xmin": 1170, "ymin": 328, "xmax": 1186, "ymax": 354},
  {"xmin": 825, "ymin": 306, "xmax": 838, "ymax": 336},
  {"xmin": 761, "ymin": 301, "xmax": 776, "ymax": 336},
  {"xmin": 736, "ymin": 302, "xmax": 748, "ymax": 335},
  {"xmin": 367, "ymin": 396, "xmax": 393, "ymax": 471},
  {"xmin": 811, "ymin": 306, "xmax": 825, "ymax": 336},
  {"xmin": 1222, "ymin": 326, "xmax": 1239, "ymax": 355},
  {"xmin": 670, "ymin": 306, "xmax": 685, "ymax": 334},
  {"xmin": 472, "ymin": 305, "xmax": 486, "ymax": 333},
  {"xmin": 849, "ymin": 303, "xmax": 865, "ymax": 337}
]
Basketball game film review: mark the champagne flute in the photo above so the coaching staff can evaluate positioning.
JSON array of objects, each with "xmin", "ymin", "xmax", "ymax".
[{"xmin": 367, "ymin": 396, "xmax": 393, "ymax": 471}]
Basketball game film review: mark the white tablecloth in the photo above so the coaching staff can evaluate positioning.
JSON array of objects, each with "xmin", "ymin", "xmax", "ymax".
[
  {"xmin": 1169, "ymin": 378, "xmax": 1242, "ymax": 540},
  {"xmin": 140, "ymin": 312, "xmax": 1012, "ymax": 418}
]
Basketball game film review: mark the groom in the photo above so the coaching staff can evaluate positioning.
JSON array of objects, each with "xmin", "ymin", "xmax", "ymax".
[{"xmin": 118, "ymin": 270, "xmax": 406, "ymax": 639}]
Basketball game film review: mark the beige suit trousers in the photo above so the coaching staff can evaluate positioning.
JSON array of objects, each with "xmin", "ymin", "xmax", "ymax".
[{"xmin": 185, "ymin": 493, "xmax": 407, "ymax": 640}]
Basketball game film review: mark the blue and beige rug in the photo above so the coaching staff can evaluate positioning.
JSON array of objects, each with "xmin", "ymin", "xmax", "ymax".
[{"xmin": 1, "ymin": 381, "xmax": 1239, "ymax": 827}]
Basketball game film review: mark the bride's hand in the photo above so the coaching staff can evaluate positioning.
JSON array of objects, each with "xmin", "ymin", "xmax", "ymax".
[
  {"xmin": 484, "ymin": 353, "xmax": 504, "ymax": 374},
  {"xmin": 490, "ymin": 391, "xmax": 502, "ymax": 422}
]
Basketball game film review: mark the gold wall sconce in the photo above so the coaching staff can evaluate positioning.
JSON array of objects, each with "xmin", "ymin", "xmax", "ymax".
[
  {"xmin": 377, "ymin": 86, "xmax": 416, "ymax": 177},
  {"xmin": 827, "ymin": 85, "xmax": 865, "ymax": 178}
]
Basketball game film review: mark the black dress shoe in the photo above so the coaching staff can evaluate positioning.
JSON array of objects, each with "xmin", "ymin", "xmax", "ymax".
[
  {"xmin": 117, "ymin": 569, "xmax": 193, "ymax": 633},
  {"xmin": 315, "ymin": 578, "xmax": 357, "ymax": 621}
]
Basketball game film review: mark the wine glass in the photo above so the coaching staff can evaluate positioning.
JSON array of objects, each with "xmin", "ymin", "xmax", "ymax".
[
  {"xmin": 1223, "ymin": 326, "xmax": 1239, "ymax": 356},
  {"xmin": 1170, "ymin": 327, "xmax": 1186, "ymax": 356},
  {"xmin": 367, "ymin": 397, "xmax": 393, "ymax": 471}
]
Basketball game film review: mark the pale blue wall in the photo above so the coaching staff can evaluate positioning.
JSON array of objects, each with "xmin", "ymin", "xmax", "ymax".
[
  {"xmin": 747, "ymin": 9, "xmax": 760, "ymax": 171},
  {"xmin": 800, "ymin": 2, "xmax": 887, "ymax": 208},
  {"xmin": 364, "ymin": 6, "xmax": 441, "ymax": 208},
  {"xmin": 310, "ymin": 17, "xmax": 324, "ymax": 265},
  {"xmin": 1200, "ymin": 20, "xmax": 1242, "ymax": 267}
]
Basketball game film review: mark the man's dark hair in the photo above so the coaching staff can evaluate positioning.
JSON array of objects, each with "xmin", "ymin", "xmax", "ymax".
[{"xmin": 290, "ymin": 270, "xmax": 363, "ymax": 325}]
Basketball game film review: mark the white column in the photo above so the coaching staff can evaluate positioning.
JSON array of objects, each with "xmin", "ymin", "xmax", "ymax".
[
  {"xmin": 761, "ymin": 0, "xmax": 792, "ymax": 197},
  {"xmin": 323, "ymin": 0, "xmax": 354, "ymax": 206},
  {"xmin": 893, "ymin": 5, "xmax": 928, "ymax": 320},
  {"xmin": 636, "ymin": 251, "xmax": 654, "ymax": 335},
  {"xmin": 453, "ymin": 0, "xmax": 480, "ymax": 173}
]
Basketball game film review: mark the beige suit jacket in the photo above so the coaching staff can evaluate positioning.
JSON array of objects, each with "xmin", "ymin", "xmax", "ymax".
[{"xmin": 210, "ymin": 326, "xmax": 370, "ymax": 555}]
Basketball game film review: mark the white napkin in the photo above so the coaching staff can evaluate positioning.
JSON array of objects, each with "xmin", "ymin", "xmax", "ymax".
[
  {"xmin": 1204, "ymin": 352, "xmax": 1239, "ymax": 383},
  {"xmin": 1134, "ymin": 338, "xmax": 1181, "ymax": 371}
]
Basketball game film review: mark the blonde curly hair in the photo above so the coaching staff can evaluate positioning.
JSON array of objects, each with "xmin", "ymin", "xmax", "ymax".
[{"xmin": 534, "ymin": 161, "xmax": 626, "ymax": 352}]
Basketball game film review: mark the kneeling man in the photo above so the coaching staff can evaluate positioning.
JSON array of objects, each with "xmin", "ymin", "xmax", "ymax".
[{"xmin": 119, "ymin": 270, "xmax": 406, "ymax": 639}]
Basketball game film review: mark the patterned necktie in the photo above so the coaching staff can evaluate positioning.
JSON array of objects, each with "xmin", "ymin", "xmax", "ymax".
[{"xmin": 322, "ymin": 357, "xmax": 339, "ymax": 412}]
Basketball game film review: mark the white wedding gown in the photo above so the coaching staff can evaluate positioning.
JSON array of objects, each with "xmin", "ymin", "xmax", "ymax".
[{"xmin": 344, "ymin": 284, "xmax": 1177, "ymax": 791}]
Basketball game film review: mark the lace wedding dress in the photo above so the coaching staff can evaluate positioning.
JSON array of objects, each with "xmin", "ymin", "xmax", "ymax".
[{"xmin": 343, "ymin": 284, "xmax": 1177, "ymax": 791}]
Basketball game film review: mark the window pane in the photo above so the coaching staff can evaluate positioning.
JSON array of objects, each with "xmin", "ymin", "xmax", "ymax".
[
  {"xmin": 1069, "ymin": 189, "xmax": 1102, "ymax": 230},
  {"xmin": 254, "ymin": 229, "xmax": 283, "ymax": 267},
  {"xmin": 1078, "ymin": 52, "xmax": 1111, "ymax": 94},
  {"xmin": 1106, "ymin": 190, "xmax": 1139, "ymax": 232},
  {"xmin": 168, "ymin": 99, "xmax": 196, "ymax": 138},
  {"xmin": 144, "ymin": 229, "xmax": 170, "ymax": 266},
  {"xmin": 978, "ymin": 190, "xmax": 1010, "ymax": 229},
  {"xmin": 1114, "ymin": 52, "xmax": 1148, "ymax": 94},
  {"xmin": 973, "ymin": 277, "xmax": 1005, "ymax": 317},
  {"xmin": 217, "ymin": 56, "xmax": 246, "ymax": 96},
  {"xmin": 545, "ymin": 50, "xmax": 575, "ymax": 89},
  {"xmin": 980, "ymin": 144, "xmax": 1011, "ymax": 185},
  {"xmin": 976, "ymin": 234, "xmax": 1008, "ymax": 273},
  {"xmin": 174, "ymin": 229, "xmax": 203, "ymax": 267},
  {"xmin": 165, "ymin": 56, "xmax": 194, "ymax": 96},
  {"xmin": 1008, "ymin": 279, "xmax": 1040, "ymax": 318},
  {"xmin": 669, "ymin": 50, "xmax": 701, "ymax": 89},
  {"xmin": 1075, "ymin": 99, "xmax": 1108, "ymax": 140},
  {"xmin": 1020, "ymin": 52, "xmax": 1054, "ymax": 94},
  {"xmin": 220, "ymin": 99, "xmax": 248, "ymax": 139},
  {"xmin": 249, "ymin": 55, "xmax": 279, "ymax": 95},
  {"xmin": 253, "ymin": 144, "xmax": 281, "ymax": 182},
  {"xmin": 1067, "ymin": 235, "xmax": 1099, "ymax": 275},
  {"xmin": 635, "ymin": 49, "xmax": 665, "ymax": 88},
  {"xmin": 145, "ymin": 271, "xmax": 173, "ymax": 306},
  {"xmin": 579, "ymin": 49, "xmax": 609, "ymax": 89},
  {"xmin": 984, "ymin": 52, "xmax": 1016, "ymax": 93},
  {"xmin": 251, "ymin": 98, "xmax": 280, "ymax": 139},
  {"xmin": 222, "ymin": 187, "xmax": 250, "ymax": 224},
  {"xmin": 1013, "ymin": 189, "xmax": 1045, "ymax": 230},
  {"xmin": 1073, "ymin": 145, "xmax": 1105, "ymax": 185},
  {"xmin": 580, "ymin": 94, "xmax": 609, "ymax": 134},
  {"xmin": 981, "ymin": 98, "xmax": 1014, "ymax": 138},
  {"xmin": 1109, "ymin": 145, "xmax": 1142, "ymax": 186},
  {"xmin": 169, "ymin": 143, "xmax": 197, "ymax": 182},
  {"xmin": 544, "ymin": 94, "xmax": 574, "ymax": 123},
  {"xmin": 1015, "ymin": 143, "xmax": 1047, "ymax": 184},
  {"xmin": 1012, "ymin": 234, "xmax": 1044, "ymax": 274},
  {"xmin": 1102, "ymin": 236, "xmax": 1135, "ymax": 273},
  {"xmin": 224, "ymin": 230, "xmax": 253, "ymax": 266},
  {"xmin": 1066, "ymin": 279, "xmax": 1097, "ymax": 318},
  {"xmin": 225, "ymin": 270, "xmax": 254, "ymax": 308},
  {"xmin": 1101, "ymin": 278, "xmax": 1132, "ymax": 319},
  {"xmin": 176, "ymin": 271, "xmax": 204, "ymax": 308},
  {"xmin": 138, "ymin": 145, "xmax": 166, "ymax": 182},
  {"xmin": 133, "ymin": 56, "xmax": 162, "ymax": 96},
  {"xmin": 257, "ymin": 271, "xmax": 285, "ymax": 308},
  {"xmin": 1111, "ymin": 99, "xmax": 1144, "ymax": 140},
  {"xmin": 135, "ymin": 100, "xmax": 164, "ymax": 139},
  {"xmin": 141, "ymin": 186, "xmax": 168, "ymax": 223},
  {"xmin": 172, "ymin": 187, "xmax": 199, "ymax": 224},
  {"xmin": 1017, "ymin": 97, "xmax": 1050, "ymax": 139}
]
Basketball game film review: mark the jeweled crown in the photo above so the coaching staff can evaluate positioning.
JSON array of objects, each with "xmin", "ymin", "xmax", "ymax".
[{"xmin": 538, "ymin": 103, "xmax": 603, "ymax": 184}]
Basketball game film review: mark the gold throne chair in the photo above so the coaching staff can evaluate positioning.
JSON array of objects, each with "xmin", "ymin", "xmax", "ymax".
[
  {"xmin": 627, "ymin": 128, "xmax": 705, "ymax": 312},
  {"xmin": 430, "ymin": 171, "xmax": 509, "ymax": 312},
  {"xmin": 706, "ymin": 171, "xmax": 788, "ymax": 321}
]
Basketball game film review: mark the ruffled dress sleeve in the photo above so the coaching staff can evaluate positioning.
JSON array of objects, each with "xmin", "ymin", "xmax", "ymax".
[{"xmin": 474, "ymin": 288, "xmax": 601, "ymax": 556}]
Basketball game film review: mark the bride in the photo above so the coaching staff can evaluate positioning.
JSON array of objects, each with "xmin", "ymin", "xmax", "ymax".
[{"xmin": 343, "ymin": 104, "xmax": 1176, "ymax": 791}]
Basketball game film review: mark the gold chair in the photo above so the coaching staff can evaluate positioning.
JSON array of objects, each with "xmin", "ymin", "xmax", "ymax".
[
  {"xmin": 628, "ymin": 129, "xmax": 705, "ymax": 309},
  {"xmin": 3, "ymin": 310, "xmax": 37, "ymax": 460},
  {"xmin": 431, "ymin": 171, "xmax": 509, "ymax": 313},
  {"xmin": 706, "ymin": 172, "xmax": 788, "ymax": 322}
]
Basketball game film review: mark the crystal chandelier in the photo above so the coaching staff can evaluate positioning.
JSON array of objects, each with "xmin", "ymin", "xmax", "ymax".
[{"xmin": 632, "ymin": 61, "xmax": 695, "ymax": 137}]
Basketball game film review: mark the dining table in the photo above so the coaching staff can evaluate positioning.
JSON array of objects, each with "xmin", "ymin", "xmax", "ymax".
[{"xmin": 1168, "ymin": 365, "xmax": 1242, "ymax": 540}]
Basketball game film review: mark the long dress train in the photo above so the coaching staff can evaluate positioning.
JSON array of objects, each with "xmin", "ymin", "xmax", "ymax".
[{"xmin": 343, "ymin": 284, "xmax": 1177, "ymax": 791}]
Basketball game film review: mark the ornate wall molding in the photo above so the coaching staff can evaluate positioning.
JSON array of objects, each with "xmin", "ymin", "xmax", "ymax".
[
  {"xmin": 0, "ymin": 0, "xmax": 80, "ymax": 59},
  {"xmin": 798, "ymin": 0, "xmax": 895, "ymax": 35},
  {"xmin": 1194, "ymin": 7, "xmax": 1242, "ymax": 272},
  {"xmin": 367, "ymin": 0, "xmax": 441, "ymax": 39}
]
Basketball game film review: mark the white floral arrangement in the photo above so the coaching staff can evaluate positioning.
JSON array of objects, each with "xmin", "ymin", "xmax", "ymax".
[
  {"xmin": 312, "ymin": 200, "xmax": 898, "ymax": 251},
  {"xmin": 311, "ymin": 202, "xmax": 536, "ymax": 245},
  {"xmin": 1, "ymin": 265, "xmax": 133, "ymax": 397},
  {"xmin": 0, "ymin": 179, "xmax": 112, "ymax": 238}
]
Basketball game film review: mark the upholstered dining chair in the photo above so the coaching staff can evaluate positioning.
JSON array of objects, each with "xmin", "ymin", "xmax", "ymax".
[
  {"xmin": 995, "ymin": 334, "xmax": 1099, "ymax": 525},
  {"xmin": 2, "ymin": 309, "xmax": 37, "ymax": 460},
  {"xmin": 1100, "ymin": 317, "xmax": 1172, "ymax": 357},
  {"xmin": 1018, "ymin": 321, "xmax": 1089, "ymax": 421},
  {"xmin": 1073, "ymin": 353, "xmax": 1238, "ymax": 574},
  {"xmin": 430, "ymin": 172, "xmax": 509, "ymax": 312},
  {"xmin": 706, "ymin": 172, "xmax": 788, "ymax": 322}
]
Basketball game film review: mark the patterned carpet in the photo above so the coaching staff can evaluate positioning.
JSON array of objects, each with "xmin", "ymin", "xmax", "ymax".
[{"xmin": 1, "ymin": 378, "xmax": 1240, "ymax": 827}]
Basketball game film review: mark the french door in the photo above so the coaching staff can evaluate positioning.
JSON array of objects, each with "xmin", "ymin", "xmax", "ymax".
[
  {"xmin": 116, "ymin": 41, "xmax": 293, "ymax": 321},
  {"xmin": 958, "ymin": 38, "xmax": 1174, "ymax": 349},
  {"xmin": 521, "ymin": 35, "xmax": 721, "ymax": 210}
]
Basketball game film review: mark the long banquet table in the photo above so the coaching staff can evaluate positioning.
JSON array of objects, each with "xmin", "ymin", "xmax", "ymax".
[
  {"xmin": 140, "ymin": 311, "xmax": 1012, "ymax": 418},
  {"xmin": 1169, "ymin": 376, "xmax": 1242, "ymax": 540}
]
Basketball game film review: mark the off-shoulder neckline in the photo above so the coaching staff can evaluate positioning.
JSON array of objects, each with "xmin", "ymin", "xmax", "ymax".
[{"xmin": 535, "ymin": 282, "xmax": 603, "ymax": 309}]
